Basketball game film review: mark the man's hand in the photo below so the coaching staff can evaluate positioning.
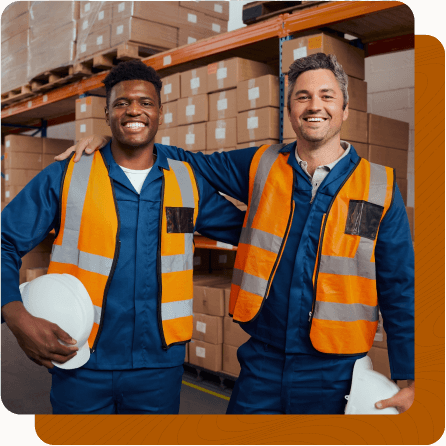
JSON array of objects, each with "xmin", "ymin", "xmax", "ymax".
[
  {"xmin": 54, "ymin": 135, "xmax": 109, "ymax": 163},
  {"xmin": 2, "ymin": 301, "xmax": 78, "ymax": 369},
  {"xmin": 375, "ymin": 380, "xmax": 415, "ymax": 413}
]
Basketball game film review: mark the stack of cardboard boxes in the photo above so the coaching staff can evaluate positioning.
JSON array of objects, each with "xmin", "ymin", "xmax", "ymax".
[
  {"xmin": 75, "ymin": 95, "xmax": 112, "ymax": 141},
  {"xmin": 1, "ymin": 1, "xmax": 29, "ymax": 93}
]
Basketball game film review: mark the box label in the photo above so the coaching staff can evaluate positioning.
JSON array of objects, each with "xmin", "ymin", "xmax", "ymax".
[
  {"xmin": 196, "ymin": 321, "xmax": 207, "ymax": 333},
  {"xmin": 80, "ymin": 124, "xmax": 86, "ymax": 133},
  {"xmin": 80, "ymin": 103, "xmax": 87, "ymax": 113},
  {"xmin": 217, "ymin": 98, "xmax": 227, "ymax": 111},
  {"xmin": 80, "ymin": 43, "xmax": 87, "ymax": 53},
  {"xmin": 163, "ymin": 55, "xmax": 172, "ymax": 66},
  {"xmin": 98, "ymin": 10, "xmax": 104, "ymax": 21},
  {"xmin": 85, "ymin": 3, "xmax": 91, "ymax": 12},
  {"xmin": 217, "ymin": 67, "xmax": 227, "ymax": 80},
  {"xmin": 188, "ymin": 13, "xmax": 197, "ymax": 23},
  {"xmin": 5, "ymin": 191, "xmax": 10, "ymax": 198},
  {"xmin": 164, "ymin": 83, "xmax": 172, "ymax": 95},
  {"xmin": 82, "ymin": 19, "xmax": 89, "ymax": 30},
  {"xmin": 5, "ymin": 140, "xmax": 10, "ymax": 148},
  {"xmin": 247, "ymin": 116, "xmax": 259, "ymax": 129},
  {"xmin": 161, "ymin": 136, "xmax": 170, "ymax": 145},
  {"xmin": 196, "ymin": 346, "xmax": 206, "ymax": 358},
  {"xmin": 164, "ymin": 113, "xmax": 172, "ymax": 124},
  {"xmin": 97, "ymin": 35, "xmax": 103, "ymax": 46},
  {"xmin": 186, "ymin": 104, "xmax": 195, "ymax": 116},
  {"xmin": 293, "ymin": 47, "xmax": 307, "ymax": 60},
  {"xmin": 212, "ymin": 23, "xmax": 221, "ymax": 33},
  {"xmin": 214, "ymin": 3, "xmax": 223, "ymax": 13},
  {"xmin": 217, "ymin": 241, "xmax": 234, "ymax": 249},
  {"xmin": 190, "ymin": 77, "xmax": 200, "ymax": 90},
  {"xmin": 118, "ymin": 2, "xmax": 125, "ymax": 13},
  {"xmin": 186, "ymin": 133, "xmax": 195, "ymax": 145},
  {"xmin": 188, "ymin": 36, "xmax": 197, "ymax": 44},
  {"xmin": 215, "ymin": 128, "xmax": 226, "ymax": 140},
  {"xmin": 248, "ymin": 87, "xmax": 260, "ymax": 100},
  {"xmin": 117, "ymin": 25, "xmax": 124, "ymax": 35},
  {"xmin": 5, "ymin": 174, "xmax": 9, "ymax": 181},
  {"xmin": 309, "ymin": 36, "xmax": 322, "ymax": 50}
]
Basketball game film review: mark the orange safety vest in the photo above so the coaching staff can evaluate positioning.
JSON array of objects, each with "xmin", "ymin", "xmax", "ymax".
[
  {"xmin": 229, "ymin": 144, "xmax": 395, "ymax": 355},
  {"xmin": 48, "ymin": 151, "xmax": 199, "ymax": 351}
]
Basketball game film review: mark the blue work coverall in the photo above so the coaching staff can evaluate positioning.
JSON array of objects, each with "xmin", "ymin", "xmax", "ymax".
[
  {"xmin": 162, "ymin": 141, "xmax": 415, "ymax": 414},
  {"xmin": 1, "ymin": 142, "xmax": 245, "ymax": 414}
]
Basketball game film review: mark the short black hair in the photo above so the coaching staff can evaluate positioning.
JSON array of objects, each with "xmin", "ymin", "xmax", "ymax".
[{"xmin": 103, "ymin": 60, "xmax": 162, "ymax": 107}]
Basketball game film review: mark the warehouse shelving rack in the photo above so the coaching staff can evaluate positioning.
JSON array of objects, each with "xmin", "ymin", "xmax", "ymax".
[{"xmin": 1, "ymin": 1, "xmax": 414, "ymax": 249}]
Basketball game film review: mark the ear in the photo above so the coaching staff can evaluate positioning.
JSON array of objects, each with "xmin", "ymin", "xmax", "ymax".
[
  {"xmin": 105, "ymin": 106, "xmax": 110, "ymax": 126},
  {"xmin": 158, "ymin": 104, "xmax": 163, "ymax": 125},
  {"xmin": 343, "ymin": 103, "xmax": 349, "ymax": 122}
]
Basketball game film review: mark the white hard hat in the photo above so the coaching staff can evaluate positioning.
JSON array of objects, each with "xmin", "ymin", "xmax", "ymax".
[
  {"xmin": 344, "ymin": 355, "xmax": 400, "ymax": 415},
  {"xmin": 19, "ymin": 273, "xmax": 94, "ymax": 370}
]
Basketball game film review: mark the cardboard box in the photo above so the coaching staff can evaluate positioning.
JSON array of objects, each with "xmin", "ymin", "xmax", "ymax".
[
  {"xmin": 159, "ymin": 101, "xmax": 178, "ymax": 129},
  {"xmin": 178, "ymin": 7, "xmax": 208, "ymax": 35},
  {"xmin": 76, "ymin": 119, "xmax": 112, "ymax": 142},
  {"xmin": 1, "ymin": 29, "xmax": 29, "ymax": 55},
  {"xmin": 406, "ymin": 207, "xmax": 414, "ymax": 240},
  {"xmin": 368, "ymin": 114, "xmax": 409, "ymax": 151},
  {"xmin": 373, "ymin": 311, "xmax": 387, "ymax": 349},
  {"xmin": 76, "ymin": 96, "xmax": 107, "ymax": 120},
  {"xmin": 2, "ymin": 1, "xmax": 29, "ymax": 23},
  {"xmin": 178, "ymin": 28, "xmax": 204, "ymax": 47},
  {"xmin": 281, "ymin": 32, "xmax": 365, "ymax": 79},
  {"xmin": 207, "ymin": 118, "xmax": 237, "ymax": 150},
  {"xmin": 348, "ymin": 76, "xmax": 367, "ymax": 112},
  {"xmin": 350, "ymin": 141, "xmax": 368, "ymax": 159},
  {"xmin": 366, "ymin": 348, "xmax": 391, "ymax": 379},
  {"xmin": 237, "ymin": 107, "xmax": 280, "ymax": 143},
  {"xmin": 368, "ymin": 145, "xmax": 408, "ymax": 179},
  {"xmin": 4, "ymin": 185, "xmax": 24, "ymax": 203},
  {"xmin": 179, "ymin": 1, "xmax": 229, "ymax": 20},
  {"xmin": 42, "ymin": 138, "xmax": 74, "ymax": 155},
  {"xmin": 209, "ymin": 89, "xmax": 237, "ymax": 121},
  {"xmin": 224, "ymin": 317, "xmax": 251, "ymax": 348},
  {"xmin": 78, "ymin": 3, "xmax": 113, "ymax": 29},
  {"xmin": 111, "ymin": 17, "xmax": 178, "ymax": 50},
  {"xmin": 236, "ymin": 139, "xmax": 279, "ymax": 150},
  {"xmin": 207, "ymin": 58, "xmax": 274, "ymax": 93},
  {"xmin": 203, "ymin": 15, "xmax": 227, "ymax": 35},
  {"xmin": 211, "ymin": 250, "xmax": 236, "ymax": 270},
  {"xmin": 19, "ymin": 251, "xmax": 51, "ymax": 284},
  {"xmin": 193, "ymin": 248, "xmax": 210, "ymax": 272},
  {"xmin": 1, "ymin": 11, "xmax": 29, "ymax": 43},
  {"xmin": 112, "ymin": 1, "xmax": 181, "ymax": 28},
  {"xmin": 181, "ymin": 67, "xmax": 208, "ymax": 97},
  {"xmin": 26, "ymin": 267, "xmax": 48, "ymax": 282},
  {"xmin": 177, "ymin": 123, "xmax": 207, "ymax": 152},
  {"xmin": 161, "ymin": 73, "xmax": 181, "ymax": 104},
  {"xmin": 3, "ymin": 169, "xmax": 40, "ymax": 187},
  {"xmin": 223, "ymin": 344, "xmax": 240, "ymax": 377},
  {"xmin": 42, "ymin": 154, "xmax": 56, "ymax": 169},
  {"xmin": 77, "ymin": 25, "xmax": 111, "ymax": 59},
  {"xmin": 4, "ymin": 153, "xmax": 42, "ymax": 170},
  {"xmin": 237, "ymin": 75, "xmax": 280, "ymax": 112},
  {"xmin": 189, "ymin": 340, "xmax": 222, "ymax": 372},
  {"xmin": 396, "ymin": 177, "xmax": 407, "ymax": 205},
  {"xmin": 4, "ymin": 135, "xmax": 43, "ymax": 154},
  {"xmin": 1, "ymin": 48, "xmax": 29, "ymax": 93},
  {"xmin": 192, "ymin": 313, "xmax": 223, "ymax": 344},
  {"xmin": 340, "ymin": 110, "xmax": 367, "ymax": 144},
  {"xmin": 193, "ymin": 279, "xmax": 230, "ymax": 317},
  {"xmin": 177, "ymin": 94, "xmax": 209, "ymax": 126},
  {"xmin": 155, "ymin": 127, "xmax": 178, "ymax": 147},
  {"xmin": 283, "ymin": 109, "xmax": 295, "ymax": 140}
]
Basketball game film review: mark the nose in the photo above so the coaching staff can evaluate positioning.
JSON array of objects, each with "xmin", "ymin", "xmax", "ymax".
[
  {"xmin": 307, "ymin": 96, "xmax": 323, "ymax": 112},
  {"xmin": 126, "ymin": 100, "xmax": 142, "ymax": 116}
]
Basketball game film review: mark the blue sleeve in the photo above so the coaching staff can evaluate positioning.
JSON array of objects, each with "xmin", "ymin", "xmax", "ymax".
[
  {"xmin": 375, "ymin": 184, "xmax": 414, "ymax": 380},
  {"xmin": 1, "ymin": 160, "xmax": 67, "ymax": 318},
  {"xmin": 193, "ymin": 171, "xmax": 245, "ymax": 247},
  {"xmin": 156, "ymin": 144, "xmax": 257, "ymax": 204}
]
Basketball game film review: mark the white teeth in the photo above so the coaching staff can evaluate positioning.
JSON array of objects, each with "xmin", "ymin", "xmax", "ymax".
[
  {"xmin": 125, "ymin": 122, "xmax": 145, "ymax": 128},
  {"xmin": 306, "ymin": 118, "xmax": 325, "ymax": 122}
]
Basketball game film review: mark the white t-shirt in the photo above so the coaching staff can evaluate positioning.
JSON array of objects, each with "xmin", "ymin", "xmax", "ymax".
[{"xmin": 119, "ymin": 165, "xmax": 152, "ymax": 194}]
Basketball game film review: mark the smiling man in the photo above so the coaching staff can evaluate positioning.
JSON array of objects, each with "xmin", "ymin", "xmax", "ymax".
[
  {"xmin": 59, "ymin": 53, "xmax": 414, "ymax": 415},
  {"xmin": 1, "ymin": 60, "xmax": 245, "ymax": 414}
]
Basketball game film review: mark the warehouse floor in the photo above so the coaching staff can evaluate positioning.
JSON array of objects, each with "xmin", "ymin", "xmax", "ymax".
[{"xmin": 1, "ymin": 324, "xmax": 231, "ymax": 415}]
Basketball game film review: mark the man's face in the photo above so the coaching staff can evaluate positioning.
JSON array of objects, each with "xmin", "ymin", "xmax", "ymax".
[
  {"xmin": 288, "ymin": 69, "xmax": 348, "ymax": 145},
  {"xmin": 105, "ymin": 80, "xmax": 162, "ymax": 148}
]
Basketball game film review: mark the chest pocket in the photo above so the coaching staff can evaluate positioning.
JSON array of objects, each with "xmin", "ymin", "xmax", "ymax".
[
  {"xmin": 166, "ymin": 207, "xmax": 194, "ymax": 233},
  {"xmin": 345, "ymin": 200, "xmax": 384, "ymax": 241}
]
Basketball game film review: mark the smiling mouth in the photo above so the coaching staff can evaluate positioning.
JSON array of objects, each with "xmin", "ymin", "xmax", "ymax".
[
  {"xmin": 123, "ymin": 122, "xmax": 147, "ymax": 129},
  {"xmin": 303, "ymin": 117, "xmax": 328, "ymax": 122}
]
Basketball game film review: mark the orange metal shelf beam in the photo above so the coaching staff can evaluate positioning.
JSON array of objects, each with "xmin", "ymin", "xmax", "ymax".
[
  {"xmin": 282, "ymin": 1, "xmax": 402, "ymax": 35},
  {"xmin": 194, "ymin": 235, "xmax": 237, "ymax": 251}
]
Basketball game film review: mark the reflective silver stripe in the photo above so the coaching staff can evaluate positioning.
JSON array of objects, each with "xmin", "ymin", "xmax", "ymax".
[
  {"xmin": 313, "ymin": 301, "xmax": 379, "ymax": 322},
  {"xmin": 161, "ymin": 233, "xmax": 194, "ymax": 273},
  {"xmin": 93, "ymin": 305, "xmax": 102, "ymax": 325},
  {"xmin": 167, "ymin": 159, "xmax": 195, "ymax": 208},
  {"xmin": 51, "ymin": 154, "xmax": 114, "ymax": 276},
  {"xmin": 319, "ymin": 252, "xmax": 376, "ymax": 280},
  {"xmin": 368, "ymin": 163, "xmax": 388, "ymax": 206},
  {"xmin": 238, "ymin": 227, "xmax": 281, "ymax": 254},
  {"xmin": 232, "ymin": 268, "xmax": 268, "ymax": 297},
  {"xmin": 162, "ymin": 299, "xmax": 193, "ymax": 321}
]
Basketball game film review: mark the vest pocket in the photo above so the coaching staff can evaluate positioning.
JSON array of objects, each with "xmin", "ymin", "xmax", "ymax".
[
  {"xmin": 344, "ymin": 200, "xmax": 384, "ymax": 240},
  {"xmin": 166, "ymin": 207, "xmax": 194, "ymax": 233}
]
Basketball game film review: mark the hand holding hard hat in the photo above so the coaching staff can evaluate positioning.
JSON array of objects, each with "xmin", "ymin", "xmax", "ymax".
[{"xmin": 5, "ymin": 274, "xmax": 94, "ymax": 370}]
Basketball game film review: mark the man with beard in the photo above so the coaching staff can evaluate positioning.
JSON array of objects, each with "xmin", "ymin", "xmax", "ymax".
[{"xmin": 57, "ymin": 53, "xmax": 414, "ymax": 414}]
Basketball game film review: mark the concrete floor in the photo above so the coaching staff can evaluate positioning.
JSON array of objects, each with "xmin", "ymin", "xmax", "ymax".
[{"xmin": 1, "ymin": 324, "xmax": 230, "ymax": 414}]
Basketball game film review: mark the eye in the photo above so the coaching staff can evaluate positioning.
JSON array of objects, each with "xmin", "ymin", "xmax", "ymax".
[
  {"xmin": 141, "ymin": 101, "xmax": 153, "ymax": 107},
  {"xmin": 114, "ymin": 101, "xmax": 127, "ymax": 107},
  {"xmin": 297, "ymin": 95, "xmax": 309, "ymax": 101}
]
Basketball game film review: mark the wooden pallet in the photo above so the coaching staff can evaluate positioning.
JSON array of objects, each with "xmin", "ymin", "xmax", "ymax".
[{"xmin": 1, "ymin": 84, "xmax": 34, "ymax": 106}]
